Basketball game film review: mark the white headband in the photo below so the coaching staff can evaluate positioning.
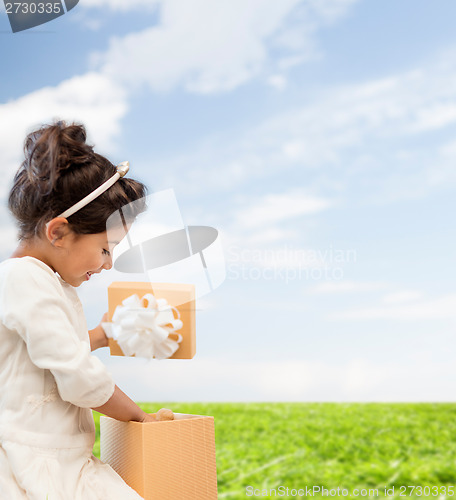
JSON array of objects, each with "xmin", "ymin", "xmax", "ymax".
[
  {"xmin": 56, "ymin": 161, "xmax": 129, "ymax": 219},
  {"xmin": 44, "ymin": 161, "xmax": 129, "ymax": 232}
]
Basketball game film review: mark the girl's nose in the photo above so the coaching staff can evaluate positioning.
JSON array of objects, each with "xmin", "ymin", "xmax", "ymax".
[{"xmin": 103, "ymin": 254, "xmax": 113, "ymax": 270}]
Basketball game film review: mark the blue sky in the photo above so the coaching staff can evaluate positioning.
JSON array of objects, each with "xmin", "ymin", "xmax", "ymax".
[{"xmin": 2, "ymin": 0, "xmax": 456, "ymax": 401}]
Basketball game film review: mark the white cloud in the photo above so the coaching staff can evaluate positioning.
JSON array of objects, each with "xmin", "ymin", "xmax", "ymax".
[
  {"xmin": 310, "ymin": 281, "xmax": 389, "ymax": 294},
  {"xmin": 232, "ymin": 227, "xmax": 297, "ymax": 246},
  {"xmin": 410, "ymin": 103, "xmax": 456, "ymax": 133},
  {"xmin": 266, "ymin": 74, "xmax": 288, "ymax": 91},
  {"xmin": 382, "ymin": 290, "xmax": 424, "ymax": 304},
  {"xmin": 80, "ymin": 0, "xmax": 159, "ymax": 10},
  {"xmin": 306, "ymin": 0, "xmax": 359, "ymax": 23},
  {"xmin": 64, "ymin": 2, "xmax": 456, "ymax": 210},
  {"xmin": 234, "ymin": 190, "xmax": 331, "ymax": 230},
  {"xmin": 152, "ymin": 51, "xmax": 456, "ymax": 208},
  {"xmin": 226, "ymin": 243, "xmax": 327, "ymax": 270},
  {"xmin": 216, "ymin": 190, "xmax": 332, "ymax": 260},
  {"xmin": 71, "ymin": 0, "xmax": 159, "ymax": 31},
  {"xmin": 335, "ymin": 357, "xmax": 455, "ymax": 401},
  {"xmin": 94, "ymin": 0, "xmax": 359, "ymax": 94},
  {"xmin": 336, "ymin": 293, "xmax": 456, "ymax": 321},
  {"xmin": 247, "ymin": 54, "xmax": 456, "ymax": 201},
  {"xmin": 91, "ymin": 355, "xmax": 456, "ymax": 402},
  {"xmin": 7, "ymin": 3, "xmax": 456, "ymax": 212},
  {"xmin": 0, "ymin": 72, "xmax": 128, "ymax": 201}
]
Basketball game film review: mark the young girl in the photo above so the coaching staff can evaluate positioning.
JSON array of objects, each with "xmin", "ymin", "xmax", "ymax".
[{"xmin": 0, "ymin": 121, "xmax": 158, "ymax": 499}]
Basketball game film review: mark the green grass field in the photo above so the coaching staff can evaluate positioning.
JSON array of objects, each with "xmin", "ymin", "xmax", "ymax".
[{"xmin": 92, "ymin": 403, "xmax": 456, "ymax": 499}]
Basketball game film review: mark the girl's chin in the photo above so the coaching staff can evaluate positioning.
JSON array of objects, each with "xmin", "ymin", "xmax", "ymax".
[{"xmin": 57, "ymin": 274, "xmax": 82, "ymax": 287}]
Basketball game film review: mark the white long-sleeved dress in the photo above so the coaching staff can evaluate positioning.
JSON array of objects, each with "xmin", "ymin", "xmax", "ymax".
[{"xmin": 0, "ymin": 256, "xmax": 144, "ymax": 499}]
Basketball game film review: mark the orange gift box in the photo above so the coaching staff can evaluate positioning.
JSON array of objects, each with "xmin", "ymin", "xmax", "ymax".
[
  {"xmin": 100, "ymin": 413, "xmax": 218, "ymax": 499},
  {"xmin": 107, "ymin": 282, "xmax": 196, "ymax": 359}
]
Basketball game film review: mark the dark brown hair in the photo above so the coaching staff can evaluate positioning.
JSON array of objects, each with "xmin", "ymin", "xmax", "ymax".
[{"xmin": 8, "ymin": 121, "xmax": 148, "ymax": 241}]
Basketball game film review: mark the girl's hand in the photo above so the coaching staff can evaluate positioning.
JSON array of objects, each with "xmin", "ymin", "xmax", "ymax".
[
  {"xmin": 140, "ymin": 408, "xmax": 175, "ymax": 423},
  {"xmin": 155, "ymin": 408, "xmax": 174, "ymax": 420},
  {"xmin": 140, "ymin": 413, "xmax": 158, "ymax": 423}
]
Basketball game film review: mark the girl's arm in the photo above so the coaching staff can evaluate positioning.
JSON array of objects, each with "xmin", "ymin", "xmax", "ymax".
[
  {"xmin": 88, "ymin": 312, "xmax": 109, "ymax": 351},
  {"xmin": 89, "ymin": 313, "xmax": 156, "ymax": 422},
  {"xmin": 92, "ymin": 385, "xmax": 156, "ymax": 422},
  {"xmin": 88, "ymin": 324, "xmax": 108, "ymax": 351}
]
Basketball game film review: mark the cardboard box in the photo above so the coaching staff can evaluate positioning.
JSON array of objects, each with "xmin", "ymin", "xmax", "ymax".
[
  {"xmin": 100, "ymin": 413, "xmax": 218, "ymax": 499},
  {"xmin": 107, "ymin": 282, "xmax": 196, "ymax": 359}
]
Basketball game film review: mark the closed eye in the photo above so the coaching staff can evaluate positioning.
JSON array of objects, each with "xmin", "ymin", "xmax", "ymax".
[{"xmin": 103, "ymin": 249, "xmax": 111, "ymax": 256}]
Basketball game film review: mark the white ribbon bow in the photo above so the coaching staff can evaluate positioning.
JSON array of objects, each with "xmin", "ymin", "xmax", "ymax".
[{"xmin": 102, "ymin": 293, "xmax": 183, "ymax": 360}]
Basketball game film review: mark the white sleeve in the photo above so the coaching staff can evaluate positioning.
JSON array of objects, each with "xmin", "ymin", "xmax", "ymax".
[{"xmin": 0, "ymin": 260, "xmax": 115, "ymax": 408}]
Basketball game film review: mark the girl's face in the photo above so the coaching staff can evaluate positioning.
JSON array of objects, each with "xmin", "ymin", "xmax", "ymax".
[{"xmin": 57, "ymin": 229, "xmax": 123, "ymax": 287}]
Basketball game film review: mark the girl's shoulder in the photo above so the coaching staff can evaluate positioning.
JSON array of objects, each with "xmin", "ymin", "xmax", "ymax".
[
  {"xmin": 0, "ymin": 256, "xmax": 81, "ymax": 312},
  {"xmin": 0, "ymin": 256, "xmax": 59, "ymax": 287}
]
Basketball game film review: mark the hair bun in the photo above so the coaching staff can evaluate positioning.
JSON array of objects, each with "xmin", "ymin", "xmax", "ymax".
[{"xmin": 23, "ymin": 121, "xmax": 94, "ymax": 196}]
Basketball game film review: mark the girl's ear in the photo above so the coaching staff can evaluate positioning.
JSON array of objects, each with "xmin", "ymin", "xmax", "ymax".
[{"xmin": 45, "ymin": 217, "xmax": 71, "ymax": 247}]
